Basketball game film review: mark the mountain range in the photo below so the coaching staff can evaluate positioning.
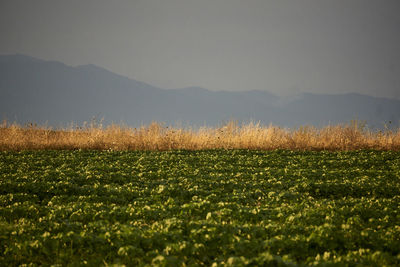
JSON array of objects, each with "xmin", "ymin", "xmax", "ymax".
[{"xmin": 1, "ymin": 54, "xmax": 399, "ymax": 129}]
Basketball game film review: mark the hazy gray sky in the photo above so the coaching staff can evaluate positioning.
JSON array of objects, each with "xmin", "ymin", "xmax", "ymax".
[{"xmin": 1, "ymin": 0, "xmax": 400, "ymax": 98}]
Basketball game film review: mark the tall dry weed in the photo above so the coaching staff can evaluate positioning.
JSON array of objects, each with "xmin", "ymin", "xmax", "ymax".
[{"xmin": 1, "ymin": 120, "xmax": 399, "ymax": 151}]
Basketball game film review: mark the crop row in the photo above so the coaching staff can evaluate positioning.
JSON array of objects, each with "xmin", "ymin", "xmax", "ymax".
[{"xmin": 1, "ymin": 150, "xmax": 400, "ymax": 266}]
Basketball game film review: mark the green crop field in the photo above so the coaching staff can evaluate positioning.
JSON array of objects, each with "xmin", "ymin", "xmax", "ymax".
[{"xmin": 1, "ymin": 150, "xmax": 400, "ymax": 266}]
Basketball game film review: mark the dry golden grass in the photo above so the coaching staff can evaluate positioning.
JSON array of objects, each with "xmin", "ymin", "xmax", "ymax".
[{"xmin": 1, "ymin": 120, "xmax": 399, "ymax": 151}]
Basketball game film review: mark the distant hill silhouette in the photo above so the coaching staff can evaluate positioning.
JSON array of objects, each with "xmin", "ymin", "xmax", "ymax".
[{"xmin": 1, "ymin": 54, "xmax": 399, "ymax": 129}]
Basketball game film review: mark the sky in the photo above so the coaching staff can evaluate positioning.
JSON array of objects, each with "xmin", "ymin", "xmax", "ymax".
[{"xmin": 1, "ymin": 0, "xmax": 400, "ymax": 99}]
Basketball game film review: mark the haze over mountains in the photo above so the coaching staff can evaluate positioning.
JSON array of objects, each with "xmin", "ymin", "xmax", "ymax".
[{"xmin": 1, "ymin": 54, "xmax": 399, "ymax": 129}]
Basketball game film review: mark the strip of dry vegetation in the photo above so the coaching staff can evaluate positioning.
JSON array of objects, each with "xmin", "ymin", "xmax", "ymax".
[{"xmin": 1, "ymin": 120, "xmax": 399, "ymax": 151}]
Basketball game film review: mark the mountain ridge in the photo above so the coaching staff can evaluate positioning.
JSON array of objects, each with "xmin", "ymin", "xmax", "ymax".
[{"xmin": 0, "ymin": 54, "xmax": 399, "ymax": 129}]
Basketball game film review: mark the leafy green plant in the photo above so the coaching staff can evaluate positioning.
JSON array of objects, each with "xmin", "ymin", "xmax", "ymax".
[{"xmin": 1, "ymin": 150, "xmax": 399, "ymax": 266}]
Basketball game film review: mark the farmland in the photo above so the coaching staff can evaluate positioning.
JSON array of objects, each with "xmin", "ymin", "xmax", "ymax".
[{"xmin": 1, "ymin": 149, "xmax": 400, "ymax": 266}]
